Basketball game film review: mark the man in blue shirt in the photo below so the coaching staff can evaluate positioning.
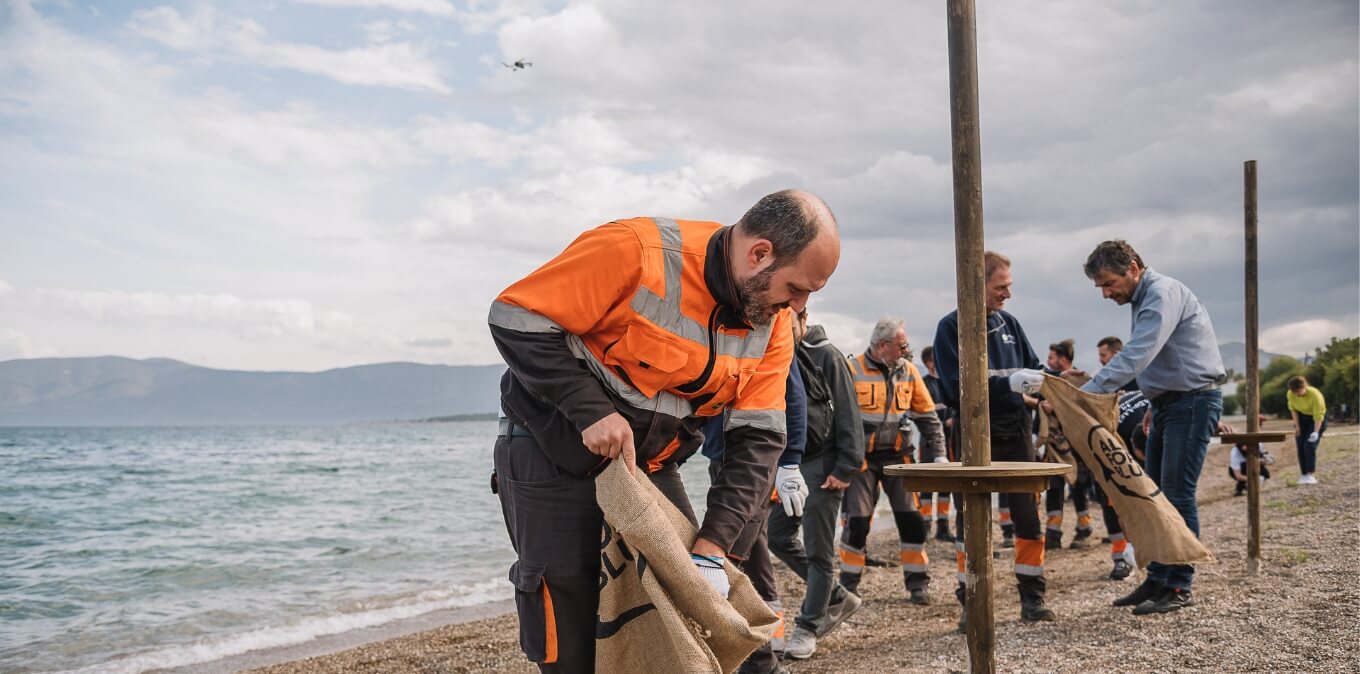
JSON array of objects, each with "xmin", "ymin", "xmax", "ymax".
[{"xmin": 1070, "ymin": 240, "xmax": 1225, "ymax": 615}]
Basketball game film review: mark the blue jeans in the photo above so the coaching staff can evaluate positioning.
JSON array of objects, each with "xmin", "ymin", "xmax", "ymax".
[{"xmin": 1145, "ymin": 389, "xmax": 1222, "ymax": 591}]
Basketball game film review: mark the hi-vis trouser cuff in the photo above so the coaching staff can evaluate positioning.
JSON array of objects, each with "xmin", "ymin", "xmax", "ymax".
[
  {"xmin": 1013, "ymin": 537, "xmax": 1045, "ymax": 577},
  {"xmin": 900, "ymin": 542, "xmax": 928, "ymax": 574},
  {"xmin": 839, "ymin": 543, "xmax": 866, "ymax": 575}
]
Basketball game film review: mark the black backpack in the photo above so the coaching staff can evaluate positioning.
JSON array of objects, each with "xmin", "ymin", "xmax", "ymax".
[{"xmin": 795, "ymin": 344, "xmax": 835, "ymax": 454}]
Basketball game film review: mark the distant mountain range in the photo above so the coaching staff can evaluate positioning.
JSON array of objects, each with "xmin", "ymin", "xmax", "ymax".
[
  {"xmin": 0, "ymin": 357, "xmax": 505, "ymax": 426},
  {"xmin": 0, "ymin": 343, "xmax": 1288, "ymax": 426},
  {"xmin": 1217, "ymin": 341, "xmax": 1286, "ymax": 376}
]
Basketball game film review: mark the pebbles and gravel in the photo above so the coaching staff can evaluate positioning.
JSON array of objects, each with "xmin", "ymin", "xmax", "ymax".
[{"xmin": 241, "ymin": 424, "xmax": 1359, "ymax": 674}]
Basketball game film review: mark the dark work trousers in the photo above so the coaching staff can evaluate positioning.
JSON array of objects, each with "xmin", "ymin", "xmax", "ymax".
[
  {"xmin": 767, "ymin": 453, "xmax": 848, "ymax": 633},
  {"xmin": 1044, "ymin": 464, "xmax": 1092, "ymax": 540},
  {"xmin": 495, "ymin": 434, "xmax": 697, "ymax": 674},
  {"xmin": 840, "ymin": 454, "xmax": 930, "ymax": 594},
  {"xmin": 1144, "ymin": 389, "xmax": 1221, "ymax": 591},
  {"xmin": 1295, "ymin": 417, "xmax": 1326, "ymax": 475},
  {"xmin": 1093, "ymin": 479, "xmax": 1134, "ymax": 563},
  {"xmin": 953, "ymin": 423, "xmax": 1046, "ymax": 603},
  {"xmin": 709, "ymin": 459, "xmax": 781, "ymax": 674}
]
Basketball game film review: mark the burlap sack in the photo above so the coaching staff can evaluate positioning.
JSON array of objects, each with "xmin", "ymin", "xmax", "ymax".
[
  {"xmin": 1040, "ymin": 375, "xmax": 1215, "ymax": 569},
  {"xmin": 1035, "ymin": 408, "xmax": 1078, "ymax": 485},
  {"xmin": 595, "ymin": 460, "xmax": 779, "ymax": 673}
]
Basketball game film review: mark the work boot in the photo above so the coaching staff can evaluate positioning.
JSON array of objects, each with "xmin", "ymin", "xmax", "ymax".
[
  {"xmin": 1019, "ymin": 596, "xmax": 1057, "ymax": 622},
  {"xmin": 1069, "ymin": 529, "xmax": 1093, "ymax": 549},
  {"xmin": 935, "ymin": 519, "xmax": 955, "ymax": 542},
  {"xmin": 1001, "ymin": 531, "xmax": 1015, "ymax": 549},
  {"xmin": 1109, "ymin": 558, "xmax": 1133, "ymax": 581},
  {"xmin": 1133, "ymin": 588, "xmax": 1193, "ymax": 615},
  {"xmin": 739, "ymin": 657, "xmax": 790, "ymax": 674},
  {"xmin": 816, "ymin": 589, "xmax": 862, "ymax": 638},
  {"xmin": 782, "ymin": 627, "xmax": 816, "ymax": 660},
  {"xmin": 1113, "ymin": 578, "xmax": 1164, "ymax": 607},
  {"xmin": 1045, "ymin": 531, "xmax": 1062, "ymax": 550},
  {"xmin": 909, "ymin": 588, "xmax": 931, "ymax": 605}
]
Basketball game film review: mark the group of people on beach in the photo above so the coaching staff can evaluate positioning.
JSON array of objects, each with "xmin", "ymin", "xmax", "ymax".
[{"xmin": 486, "ymin": 189, "xmax": 1322, "ymax": 673}]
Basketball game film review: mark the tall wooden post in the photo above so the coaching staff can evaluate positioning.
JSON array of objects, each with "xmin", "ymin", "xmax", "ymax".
[
  {"xmin": 1243, "ymin": 160, "xmax": 1262, "ymax": 576},
  {"xmin": 947, "ymin": 0, "xmax": 995, "ymax": 670}
]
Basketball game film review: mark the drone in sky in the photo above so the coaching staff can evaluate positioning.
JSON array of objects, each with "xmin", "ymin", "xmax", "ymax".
[{"xmin": 502, "ymin": 58, "xmax": 532, "ymax": 71}]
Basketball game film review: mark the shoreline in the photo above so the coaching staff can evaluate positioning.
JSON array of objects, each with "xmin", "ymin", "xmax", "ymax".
[
  {"xmin": 152, "ymin": 599, "xmax": 515, "ymax": 674},
  {"xmin": 218, "ymin": 422, "xmax": 1359, "ymax": 673}
]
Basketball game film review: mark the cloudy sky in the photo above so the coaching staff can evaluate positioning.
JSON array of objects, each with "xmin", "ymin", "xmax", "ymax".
[{"xmin": 1, "ymin": 0, "xmax": 1356, "ymax": 373}]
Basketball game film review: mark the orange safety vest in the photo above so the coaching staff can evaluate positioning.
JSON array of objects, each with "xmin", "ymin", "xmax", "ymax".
[
  {"xmin": 847, "ymin": 352, "xmax": 936, "ymax": 454},
  {"xmin": 491, "ymin": 217, "xmax": 792, "ymax": 441}
]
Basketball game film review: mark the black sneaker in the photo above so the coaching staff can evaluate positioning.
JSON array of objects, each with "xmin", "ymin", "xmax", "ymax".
[
  {"xmin": 1109, "ymin": 559, "xmax": 1133, "ymax": 581},
  {"xmin": 1069, "ymin": 529, "xmax": 1093, "ymax": 549},
  {"xmin": 909, "ymin": 588, "xmax": 931, "ymax": 605},
  {"xmin": 1113, "ymin": 579, "xmax": 1164, "ymax": 607},
  {"xmin": 1133, "ymin": 588, "xmax": 1193, "ymax": 615},
  {"xmin": 1019, "ymin": 597, "xmax": 1056, "ymax": 622}
]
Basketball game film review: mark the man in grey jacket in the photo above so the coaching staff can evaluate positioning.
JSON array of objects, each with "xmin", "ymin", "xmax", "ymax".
[{"xmin": 767, "ymin": 309, "xmax": 865, "ymax": 661}]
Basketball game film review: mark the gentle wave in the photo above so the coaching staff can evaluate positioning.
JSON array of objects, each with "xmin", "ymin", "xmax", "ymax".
[{"xmin": 54, "ymin": 579, "xmax": 514, "ymax": 674}]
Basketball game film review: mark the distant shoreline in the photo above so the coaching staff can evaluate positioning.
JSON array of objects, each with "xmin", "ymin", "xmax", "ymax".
[{"xmin": 413, "ymin": 412, "xmax": 499, "ymax": 423}]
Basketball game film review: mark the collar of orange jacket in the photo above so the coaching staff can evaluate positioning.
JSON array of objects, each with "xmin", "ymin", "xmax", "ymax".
[{"xmin": 703, "ymin": 225, "xmax": 753, "ymax": 331}]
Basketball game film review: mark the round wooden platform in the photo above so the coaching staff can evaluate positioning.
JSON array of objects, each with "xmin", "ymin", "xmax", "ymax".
[
  {"xmin": 881, "ymin": 461, "xmax": 1073, "ymax": 493},
  {"xmin": 1219, "ymin": 432, "xmax": 1289, "ymax": 445}
]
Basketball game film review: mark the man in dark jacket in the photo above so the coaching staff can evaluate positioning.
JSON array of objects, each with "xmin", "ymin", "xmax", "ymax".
[
  {"xmin": 767, "ymin": 309, "xmax": 865, "ymax": 661},
  {"xmin": 933, "ymin": 250, "xmax": 1056, "ymax": 626}
]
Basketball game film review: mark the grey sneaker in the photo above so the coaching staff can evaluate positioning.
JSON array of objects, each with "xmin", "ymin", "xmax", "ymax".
[
  {"xmin": 783, "ymin": 626, "xmax": 817, "ymax": 660},
  {"xmin": 815, "ymin": 589, "xmax": 862, "ymax": 638}
]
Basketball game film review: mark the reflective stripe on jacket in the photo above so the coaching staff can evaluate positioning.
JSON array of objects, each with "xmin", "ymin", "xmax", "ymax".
[
  {"xmin": 488, "ymin": 216, "xmax": 793, "ymax": 551},
  {"xmin": 847, "ymin": 352, "xmax": 937, "ymax": 454}
]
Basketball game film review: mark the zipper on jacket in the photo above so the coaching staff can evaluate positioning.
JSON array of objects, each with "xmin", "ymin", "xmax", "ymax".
[{"xmin": 676, "ymin": 305, "xmax": 721, "ymax": 395}]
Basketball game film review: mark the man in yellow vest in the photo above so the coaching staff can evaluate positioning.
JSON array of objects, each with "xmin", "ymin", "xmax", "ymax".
[{"xmin": 837, "ymin": 317, "xmax": 947, "ymax": 606}]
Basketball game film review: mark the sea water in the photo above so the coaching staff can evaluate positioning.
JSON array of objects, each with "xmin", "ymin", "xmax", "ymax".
[{"xmin": 0, "ymin": 423, "xmax": 713, "ymax": 673}]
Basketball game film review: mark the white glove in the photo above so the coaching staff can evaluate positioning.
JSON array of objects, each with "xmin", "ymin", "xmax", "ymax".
[
  {"xmin": 776, "ymin": 464, "xmax": 809, "ymax": 517},
  {"xmin": 1308, "ymin": 431, "xmax": 1319, "ymax": 444},
  {"xmin": 933, "ymin": 456, "xmax": 949, "ymax": 464},
  {"xmin": 691, "ymin": 554, "xmax": 730, "ymax": 598},
  {"xmin": 1008, "ymin": 369, "xmax": 1045, "ymax": 395}
]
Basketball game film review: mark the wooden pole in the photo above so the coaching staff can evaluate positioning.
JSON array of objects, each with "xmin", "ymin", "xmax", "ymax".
[
  {"xmin": 947, "ymin": 0, "xmax": 995, "ymax": 670},
  {"xmin": 1244, "ymin": 160, "xmax": 1262, "ymax": 576}
]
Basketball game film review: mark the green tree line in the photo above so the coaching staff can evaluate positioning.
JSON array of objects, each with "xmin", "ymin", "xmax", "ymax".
[{"xmin": 1225, "ymin": 336, "xmax": 1359, "ymax": 418}]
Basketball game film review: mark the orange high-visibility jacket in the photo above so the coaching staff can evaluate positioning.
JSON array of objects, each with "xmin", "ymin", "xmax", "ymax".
[
  {"xmin": 847, "ymin": 352, "xmax": 944, "ymax": 460},
  {"xmin": 489, "ymin": 216, "xmax": 792, "ymax": 551}
]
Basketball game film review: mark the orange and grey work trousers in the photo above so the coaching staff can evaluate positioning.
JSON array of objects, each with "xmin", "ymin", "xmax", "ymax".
[
  {"xmin": 838, "ymin": 454, "xmax": 930, "ymax": 594},
  {"xmin": 493, "ymin": 429, "xmax": 697, "ymax": 674},
  {"xmin": 951, "ymin": 424, "xmax": 1046, "ymax": 603}
]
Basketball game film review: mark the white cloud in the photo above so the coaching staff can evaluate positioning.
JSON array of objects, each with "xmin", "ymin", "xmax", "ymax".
[
  {"xmin": 1, "ymin": 0, "xmax": 1355, "ymax": 373},
  {"xmin": 127, "ymin": 5, "xmax": 450, "ymax": 93},
  {"xmin": 32, "ymin": 288, "xmax": 356, "ymax": 339},
  {"xmin": 296, "ymin": 0, "xmax": 456, "ymax": 16},
  {"xmin": 1260, "ymin": 317, "xmax": 1360, "ymax": 358},
  {"xmin": 0, "ymin": 328, "xmax": 34, "ymax": 361}
]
